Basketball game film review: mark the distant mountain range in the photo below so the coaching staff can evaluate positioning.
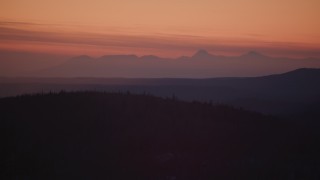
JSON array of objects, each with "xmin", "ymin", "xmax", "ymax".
[
  {"xmin": 1, "ymin": 49, "xmax": 319, "ymax": 77},
  {"xmin": 34, "ymin": 50, "xmax": 320, "ymax": 78}
]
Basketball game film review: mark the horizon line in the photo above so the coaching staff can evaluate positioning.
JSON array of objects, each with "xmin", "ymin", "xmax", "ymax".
[
  {"xmin": 1, "ymin": 47, "xmax": 319, "ymax": 60},
  {"xmin": 70, "ymin": 50, "xmax": 317, "ymax": 60}
]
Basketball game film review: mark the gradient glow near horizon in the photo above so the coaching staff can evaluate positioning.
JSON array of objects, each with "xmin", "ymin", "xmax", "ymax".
[{"xmin": 1, "ymin": 0, "xmax": 320, "ymax": 58}]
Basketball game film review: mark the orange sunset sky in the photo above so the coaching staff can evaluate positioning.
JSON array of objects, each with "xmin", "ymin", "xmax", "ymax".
[{"xmin": 0, "ymin": 0, "xmax": 320, "ymax": 58}]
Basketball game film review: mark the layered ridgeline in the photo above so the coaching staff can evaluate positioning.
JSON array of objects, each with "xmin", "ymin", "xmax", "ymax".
[
  {"xmin": 2, "ymin": 92, "xmax": 320, "ymax": 179},
  {"xmin": 35, "ymin": 50, "xmax": 320, "ymax": 78},
  {"xmin": 1, "ymin": 50, "xmax": 320, "ymax": 77},
  {"xmin": 1, "ymin": 68, "xmax": 320, "ymax": 116}
]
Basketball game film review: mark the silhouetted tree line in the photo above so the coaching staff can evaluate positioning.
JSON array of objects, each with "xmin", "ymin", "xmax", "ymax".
[{"xmin": 1, "ymin": 91, "xmax": 320, "ymax": 179}]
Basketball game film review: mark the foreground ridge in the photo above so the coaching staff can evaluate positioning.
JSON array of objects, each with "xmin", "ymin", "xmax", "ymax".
[{"xmin": 2, "ymin": 91, "xmax": 320, "ymax": 179}]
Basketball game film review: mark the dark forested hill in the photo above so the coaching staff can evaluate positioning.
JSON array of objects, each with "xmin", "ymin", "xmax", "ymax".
[
  {"xmin": 2, "ymin": 92, "xmax": 320, "ymax": 179},
  {"xmin": 1, "ymin": 68, "xmax": 320, "ymax": 116}
]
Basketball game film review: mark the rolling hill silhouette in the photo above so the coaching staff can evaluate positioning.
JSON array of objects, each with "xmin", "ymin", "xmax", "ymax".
[
  {"xmin": 2, "ymin": 92, "xmax": 320, "ymax": 179},
  {"xmin": 1, "ymin": 68, "xmax": 320, "ymax": 116}
]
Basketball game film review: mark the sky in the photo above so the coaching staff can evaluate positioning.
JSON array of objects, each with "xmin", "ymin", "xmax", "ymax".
[{"xmin": 1, "ymin": 0, "xmax": 320, "ymax": 58}]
